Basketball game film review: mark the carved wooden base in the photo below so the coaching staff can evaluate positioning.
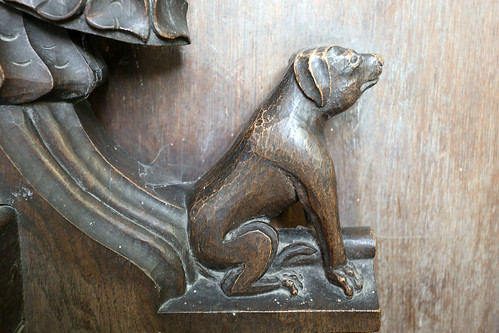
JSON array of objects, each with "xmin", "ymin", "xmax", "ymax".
[
  {"xmin": 158, "ymin": 307, "xmax": 379, "ymax": 333},
  {"xmin": 160, "ymin": 227, "xmax": 380, "ymax": 333}
]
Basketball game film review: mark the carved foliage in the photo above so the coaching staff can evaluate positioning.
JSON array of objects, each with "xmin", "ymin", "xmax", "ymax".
[
  {"xmin": 5, "ymin": 0, "xmax": 85, "ymax": 21},
  {"xmin": 85, "ymin": 0, "xmax": 150, "ymax": 42},
  {"xmin": 0, "ymin": 5, "xmax": 105, "ymax": 104},
  {"xmin": 151, "ymin": 0, "xmax": 189, "ymax": 40},
  {"xmin": 0, "ymin": 4, "xmax": 53, "ymax": 104},
  {"xmin": 0, "ymin": 0, "xmax": 190, "ymax": 45},
  {"xmin": 24, "ymin": 18, "xmax": 106, "ymax": 100}
]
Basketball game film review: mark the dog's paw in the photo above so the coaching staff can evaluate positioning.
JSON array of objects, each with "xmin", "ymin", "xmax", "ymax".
[
  {"xmin": 280, "ymin": 273, "xmax": 303, "ymax": 297},
  {"xmin": 327, "ymin": 260, "xmax": 363, "ymax": 298}
]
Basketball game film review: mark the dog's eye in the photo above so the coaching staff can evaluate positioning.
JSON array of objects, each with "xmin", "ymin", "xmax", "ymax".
[{"xmin": 349, "ymin": 54, "xmax": 360, "ymax": 68}]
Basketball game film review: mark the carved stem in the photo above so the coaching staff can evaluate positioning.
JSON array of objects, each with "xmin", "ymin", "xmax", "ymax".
[{"xmin": 0, "ymin": 102, "xmax": 194, "ymax": 303}]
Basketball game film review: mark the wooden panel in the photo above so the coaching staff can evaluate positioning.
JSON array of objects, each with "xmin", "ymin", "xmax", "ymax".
[{"xmin": 0, "ymin": 0, "xmax": 497, "ymax": 332}]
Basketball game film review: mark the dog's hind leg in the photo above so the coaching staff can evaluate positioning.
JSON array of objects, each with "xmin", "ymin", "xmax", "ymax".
[{"xmin": 220, "ymin": 220, "xmax": 280, "ymax": 296}]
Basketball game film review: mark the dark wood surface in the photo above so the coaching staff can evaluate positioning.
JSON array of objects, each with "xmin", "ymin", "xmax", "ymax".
[
  {"xmin": 0, "ymin": 0, "xmax": 189, "ymax": 45},
  {"xmin": 0, "ymin": 0, "xmax": 497, "ymax": 332},
  {"xmin": 0, "ymin": 206, "xmax": 23, "ymax": 333}
]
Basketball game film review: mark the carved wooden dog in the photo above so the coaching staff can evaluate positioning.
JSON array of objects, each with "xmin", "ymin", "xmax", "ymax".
[{"xmin": 188, "ymin": 45, "xmax": 383, "ymax": 297}]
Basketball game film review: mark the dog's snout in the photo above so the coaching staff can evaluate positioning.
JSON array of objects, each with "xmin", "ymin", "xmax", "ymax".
[
  {"xmin": 370, "ymin": 54, "xmax": 383, "ymax": 76},
  {"xmin": 375, "ymin": 54, "xmax": 384, "ymax": 67},
  {"xmin": 365, "ymin": 53, "xmax": 383, "ymax": 75}
]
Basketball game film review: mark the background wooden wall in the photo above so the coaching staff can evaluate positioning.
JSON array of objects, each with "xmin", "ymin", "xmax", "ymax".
[{"xmin": 1, "ymin": 0, "xmax": 497, "ymax": 332}]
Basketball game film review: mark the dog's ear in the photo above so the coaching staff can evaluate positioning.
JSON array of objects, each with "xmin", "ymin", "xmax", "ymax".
[{"xmin": 293, "ymin": 46, "xmax": 332, "ymax": 107}]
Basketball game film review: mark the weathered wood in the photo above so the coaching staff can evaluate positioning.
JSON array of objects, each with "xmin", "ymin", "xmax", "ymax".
[
  {"xmin": 0, "ymin": 40, "xmax": 381, "ymax": 332},
  {"xmin": 0, "ymin": 0, "xmax": 497, "ymax": 332},
  {"xmin": 87, "ymin": 1, "xmax": 498, "ymax": 331},
  {"xmin": 0, "ymin": 64, "xmax": 4, "ymax": 89}
]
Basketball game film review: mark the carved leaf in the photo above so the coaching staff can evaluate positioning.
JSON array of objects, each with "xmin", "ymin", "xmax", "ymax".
[
  {"xmin": 4, "ymin": 0, "xmax": 85, "ymax": 21},
  {"xmin": 85, "ymin": 0, "xmax": 150, "ymax": 42},
  {"xmin": 150, "ymin": 0, "xmax": 189, "ymax": 41},
  {"xmin": 23, "ymin": 16, "xmax": 105, "ymax": 100},
  {"xmin": 0, "ymin": 4, "xmax": 53, "ymax": 104},
  {"xmin": 1, "ymin": 0, "xmax": 190, "ymax": 45}
]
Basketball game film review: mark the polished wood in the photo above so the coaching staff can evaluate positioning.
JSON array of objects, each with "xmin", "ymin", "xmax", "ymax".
[
  {"xmin": 0, "ymin": 41, "xmax": 381, "ymax": 332},
  {"xmin": 188, "ymin": 45, "xmax": 381, "ymax": 297},
  {"xmin": 0, "ymin": 5, "xmax": 106, "ymax": 103},
  {"xmin": 160, "ymin": 230, "xmax": 380, "ymax": 333},
  {"xmin": 0, "ymin": 0, "xmax": 497, "ymax": 332},
  {"xmin": 0, "ymin": 5, "xmax": 53, "ymax": 104},
  {"xmin": 89, "ymin": 1, "xmax": 497, "ymax": 331},
  {"xmin": 1, "ymin": 3, "xmax": 382, "ymax": 328}
]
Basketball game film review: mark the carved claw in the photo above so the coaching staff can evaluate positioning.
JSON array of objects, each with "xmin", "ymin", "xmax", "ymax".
[
  {"xmin": 327, "ymin": 261, "xmax": 363, "ymax": 298},
  {"xmin": 282, "ymin": 279, "xmax": 299, "ymax": 296},
  {"xmin": 280, "ymin": 273, "xmax": 303, "ymax": 297}
]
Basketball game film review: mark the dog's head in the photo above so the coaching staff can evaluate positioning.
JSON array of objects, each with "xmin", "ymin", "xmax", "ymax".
[{"xmin": 293, "ymin": 45, "xmax": 383, "ymax": 116}]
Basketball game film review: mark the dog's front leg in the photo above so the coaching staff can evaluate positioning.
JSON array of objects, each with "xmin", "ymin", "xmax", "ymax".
[
  {"xmin": 261, "ymin": 135, "xmax": 363, "ymax": 297},
  {"xmin": 299, "ymin": 159, "xmax": 363, "ymax": 297}
]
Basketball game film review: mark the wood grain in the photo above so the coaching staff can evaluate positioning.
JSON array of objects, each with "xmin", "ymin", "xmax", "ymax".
[{"xmin": 0, "ymin": 0, "xmax": 497, "ymax": 332}]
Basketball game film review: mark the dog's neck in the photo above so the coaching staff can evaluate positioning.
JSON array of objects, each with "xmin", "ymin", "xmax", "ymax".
[{"xmin": 260, "ymin": 65, "xmax": 328, "ymax": 132}]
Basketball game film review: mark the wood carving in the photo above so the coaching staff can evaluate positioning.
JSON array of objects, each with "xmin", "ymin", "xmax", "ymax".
[
  {"xmin": 188, "ymin": 45, "xmax": 383, "ymax": 297},
  {"xmin": 0, "ymin": 3, "xmax": 106, "ymax": 104},
  {"xmin": 0, "ymin": 102, "xmax": 194, "ymax": 303},
  {"xmin": 0, "ymin": 2, "xmax": 382, "ymax": 329},
  {"xmin": 0, "ymin": 0, "xmax": 189, "ymax": 45}
]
